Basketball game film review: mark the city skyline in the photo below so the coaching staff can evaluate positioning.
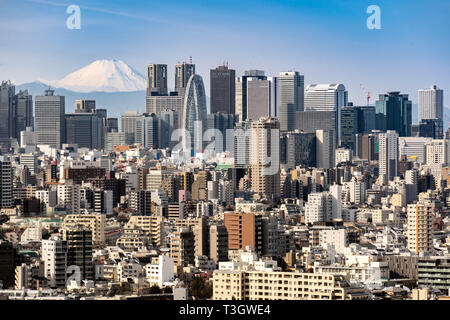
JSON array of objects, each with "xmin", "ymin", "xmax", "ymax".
[
  {"xmin": 1, "ymin": 0, "xmax": 450, "ymax": 305},
  {"xmin": 0, "ymin": 0, "xmax": 449, "ymax": 105}
]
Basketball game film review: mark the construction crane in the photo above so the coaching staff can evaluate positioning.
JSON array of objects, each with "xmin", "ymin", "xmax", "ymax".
[{"xmin": 360, "ymin": 84, "xmax": 371, "ymax": 106}]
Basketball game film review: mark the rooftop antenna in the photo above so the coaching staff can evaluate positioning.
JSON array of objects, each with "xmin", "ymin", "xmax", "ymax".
[{"xmin": 189, "ymin": 56, "xmax": 192, "ymax": 64}]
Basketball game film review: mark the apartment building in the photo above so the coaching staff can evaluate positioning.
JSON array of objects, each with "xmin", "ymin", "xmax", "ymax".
[
  {"xmin": 41, "ymin": 238, "xmax": 67, "ymax": 288},
  {"xmin": 313, "ymin": 261, "xmax": 389, "ymax": 285},
  {"xmin": 62, "ymin": 214, "xmax": 106, "ymax": 245},
  {"xmin": 116, "ymin": 228, "xmax": 150, "ymax": 251},
  {"xmin": 407, "ymin": 203, "xmax": 434, "ymax": 255},
  {"xmin": 224, "ymin": 212, "xmax": 263, "ymax": 255},
  {"xmin": 127, "ymin": 215, "xmax": 165, "ymax": 247},
  {"xmin": 145, "ymin": 255, "xmax": 175, "ymax": 287},
  {"xmin": 169, "ymin": 227, "xmax": 195, "ymax": 268},
  {"xmin": 418, "ymin": 257, "xmax": 450, "ymax": 291},
  {"xmin": 62, "ymin": 226, "xmax": 94, "ymax": 281},
  {"xmin": 212, "ymin": 270, "xmax": 369, "ymax": 300}
]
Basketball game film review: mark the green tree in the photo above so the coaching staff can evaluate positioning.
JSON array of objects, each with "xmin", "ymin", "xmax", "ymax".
[
  {"xmin": 162, "ymin": 287, "xmax": 173, "ymax": 294},
  {"xmin": 149, "ymin": 284, "xmax": 162, "ymax": 294},
  {"xmin": 189, "ymin": 277, "xmax": 212, "ymax": 299}
]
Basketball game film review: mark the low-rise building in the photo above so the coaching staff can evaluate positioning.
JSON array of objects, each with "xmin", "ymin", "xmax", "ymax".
[{"xmin": 212, "ymin": 270, "xmax": 369, "ymax": 300}]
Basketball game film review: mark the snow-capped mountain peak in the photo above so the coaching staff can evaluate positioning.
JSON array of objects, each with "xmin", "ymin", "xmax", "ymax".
[{"xmin": 46, "ymin": 59, "xmax": 146, "ymax": 93}]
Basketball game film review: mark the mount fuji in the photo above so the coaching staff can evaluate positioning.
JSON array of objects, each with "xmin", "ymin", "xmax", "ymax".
[
  {"xmin": 15, "ymin": 59, "xmax": 148, "ymax": 119},
  {"xmin": 42, "ymin": 59, "xmax": 147, "ymax": 93}
]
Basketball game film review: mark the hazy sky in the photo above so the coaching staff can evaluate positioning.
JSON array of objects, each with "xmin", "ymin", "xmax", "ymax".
[{"xmin": 0, "ymin": 0, "xmax": 449, "ymax": 106}]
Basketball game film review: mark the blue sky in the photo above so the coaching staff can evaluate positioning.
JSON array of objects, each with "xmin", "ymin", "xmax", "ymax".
[{"xmin": 0, "ymin": 0, "xmax": 449, "ymax": 106}]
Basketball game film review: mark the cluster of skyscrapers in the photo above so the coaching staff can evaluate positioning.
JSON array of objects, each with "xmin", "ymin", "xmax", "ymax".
[{"xmin": 0, "ymin": 61, "xmax": 449, "ymax": 301}]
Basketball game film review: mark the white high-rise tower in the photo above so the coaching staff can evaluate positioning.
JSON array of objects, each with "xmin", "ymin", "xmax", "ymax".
[
  {"xmin": 35, "ymin": 89, "xmax": 65, "ymax": 148},
  {"xmin": 379, "ymin": 130, "xmax": 399, "ymax": 181},
  {"xmin": 418, "ymin": 85, "xmax": 444, "ymax": 128},
  {"xmin": 304, "ymin": 84, "xmax": 347, "ymax": 143}
]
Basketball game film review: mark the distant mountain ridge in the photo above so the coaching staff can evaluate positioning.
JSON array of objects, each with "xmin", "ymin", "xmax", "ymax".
[{"xmin": 15, "ymin": 81, "xmax": 146, "ymax": 119}]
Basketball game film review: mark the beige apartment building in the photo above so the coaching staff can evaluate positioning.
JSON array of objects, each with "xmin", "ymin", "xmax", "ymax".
[
  {"xmin": 62, "ymin": 214, "xmax": 106, "ymax": 245},
  {"xmin": 407, "ymin": 203, "xmax": 434, "ymax": 255},
  {"xmin": 127, "ymin": 215, "xmax": 165, "ymax": 247},
  {"xmin": 250, "ymin": 117, "xmax": 280, "ymax": 202},
  {"xmin": 212, "ymin": 270, "xmax": 369, "ymax": 300}
]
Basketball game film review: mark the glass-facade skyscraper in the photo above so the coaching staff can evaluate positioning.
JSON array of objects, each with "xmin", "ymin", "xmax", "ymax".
[
  {"xmin": 15, "ymin": 89, "xmax": 33, "ymax": 139},
  {"xmin": 280, "ymin": 130, "xmax": 316, "ymax": 169},
  {"xmin": 296, "ymin": 110, "xmax": 336, "ymax": 144},
  {"xmin": 304, "ymin": 83, "xmax": 347, "ymax": 142},
  {"xmin": 0, "ymin": 81, "xmax": 15, "ymax": 151},
  {"xmin": 375, "ymin": 91, "xmax": 412, "ymax": 137},
  {"xmin": 341, "ymin": 105, "xmax": 375, "ymax": 150},
  {"xmin": 207, "ymin": 112, "xmax": 237, "ymax": 152},
  {"xmin": 65, "ymin": 112, "xmax": 102, "ymax": 150},
  {"xmin": 278, "ymin": 71, "xmax": 304, "ymax": 132},
  {"xmin": 182, "ymin": 74, "xmax": 207, "ymax": 154}
]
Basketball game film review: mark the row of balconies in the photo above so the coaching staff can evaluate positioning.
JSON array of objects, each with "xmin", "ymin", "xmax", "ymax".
[
  {"xmin": 419, "ymin": 268, "xmax": 450, "ymax": 273},
  {"xmin": 418, "ymin": 278, "xmax": 450, "ymax": 283}
]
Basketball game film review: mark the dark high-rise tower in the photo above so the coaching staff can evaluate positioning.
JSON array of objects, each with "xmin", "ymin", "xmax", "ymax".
[
  {"xmin": 0, "ymin": 81, "xmax": 15, "ymax": 151},
  {"xmin": 0, "ymin": 155, "xmax": 13, "ymax": 208},
  {"xmin": 375, "ymin": 91, "xmax": 412, "ymax": 137},
  {"xmin": 340, "ymin": 105, "xmax": 375, "ymax": 150},
  {"xmin": 15, "ymin": 89, "xmax": 33, "ymax": 138},
  {"xmin": 175, "ymin": 61, "xmax": 195, "ymax": 94},
  {"xmin": 147, "ymin": 64, "xmax": 168, "ymax": 96},
  {"xmin": 62, "ymin": 226, "xmax": 94, "ymax": 281},
  {"xmin": 65, "ymin": 112, "xmax": 102, "ymax": 149},
  {"xmin": 207, "ymin": 112, "xmax": 238, "ymax": 152},
  {"xmin": 0, "ymin": 240, "xmax": 16, "ymax": 289},
  {"xmin": 210, "ymin": 63, "xmax": 236, "ymax": 114}
]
